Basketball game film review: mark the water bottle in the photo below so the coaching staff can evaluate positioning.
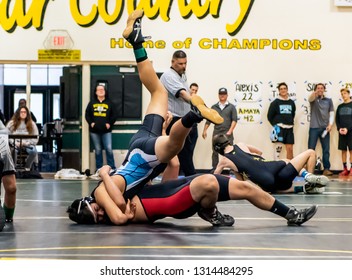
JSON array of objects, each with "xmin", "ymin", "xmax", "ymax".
[{"xmin": 321, "ymin": 129, "xmax": 328, "ymax": 138}]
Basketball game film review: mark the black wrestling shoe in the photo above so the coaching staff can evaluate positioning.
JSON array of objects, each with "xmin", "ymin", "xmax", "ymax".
[
  {"xmin": 198, "ymin": 207, "xmax": 235, "ymax": 226},
  {"xmin": 122, "ymin": 9, "xmax": 151, "ymax": 45},
  {"xmin": 286, "ymin": 205, "xmax": 318, "ymax": 226},
  {"xmin": 190, "ymin": 95, "xmax": 224, "ymax": 125},
  {"xmin": 0, "ymin": 202, "xmax": 5, "ymax": 231},
  {"xmin": 304, "ymin": 182, "xmax": 325, "ymax": 194}
]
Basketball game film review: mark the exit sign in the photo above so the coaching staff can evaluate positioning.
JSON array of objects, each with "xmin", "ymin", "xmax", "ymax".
[
  {"xmin": 53, "ymin": 36, "xmax": 65, "ymax": 46},
  {"xmin": 44, "ymin": 30, "xmax": 74, "ymax": 50}
]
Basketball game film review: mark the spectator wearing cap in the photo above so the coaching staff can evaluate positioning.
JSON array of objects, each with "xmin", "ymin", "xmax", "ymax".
[{"xmin": 202, "ymin": 87, "xmax": 238, "ymax": 170}]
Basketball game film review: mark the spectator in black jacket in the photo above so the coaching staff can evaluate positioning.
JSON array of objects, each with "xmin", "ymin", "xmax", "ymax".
[
  {"xmin": 267, "ymin": 82, "xmax": 296, "ymax": 160},
  {"xmin": 335, "ymin": 88, "xmax": 352, "ymax": 176},
  {"xmin": 85, "ymin": 84, "xmax": 117, "ymax": 172}
]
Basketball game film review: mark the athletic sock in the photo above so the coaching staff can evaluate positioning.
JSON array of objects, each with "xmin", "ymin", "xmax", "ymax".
[
  {"xmin": 133, "ymin": 45, "xmax": 147, "ymax": 62},
  {"xmin": 343, "ymin": 162, "xmax": 347, "ymax": 169},
  {"xmin": 294, "ymin": 185, "xmax": 304, "ymax": 193},
  {"xmin": 269, "ymin": 199, "xmax": 290, "ymax": 218},
  {"xmin": 301, "ymin": 170, "xmax": 309, "ymax": 178},
  {"xmin": 181, "ymin": 111, "xmax": 202, "ymax": 128},
  {"xmin": 3, "ymin": 205, "xmax": 15, "ymax": 220}
]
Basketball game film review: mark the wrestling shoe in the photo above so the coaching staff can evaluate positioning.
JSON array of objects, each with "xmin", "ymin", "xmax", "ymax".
[
  {"xmin": 0, "ymin": 202, "xmax": 5, "ymax": 232},
  {"xmin": 122, "ymin": 9, "xmax": 151, "ymax": 45},
  {"xmin": 198, "ymin": 207, "xmax": 235, "ymax": 226},
  {"xmin": 305, "ymin": 173, "xmax": 329, "ymax": 186},
  {"xmin": 285, "ymin": 205, "xmax": 318, "ymax": 226},
  {"xmin": 304, "ymin": 183, "xmax": 325, "ymax": 194},
  {"xmin": 89, "ymin": 169, "xmax": 101, "ymax": 180},
  {"xmin": 190, "ymin": 95, "xmax": 224, "ymax": 125}
]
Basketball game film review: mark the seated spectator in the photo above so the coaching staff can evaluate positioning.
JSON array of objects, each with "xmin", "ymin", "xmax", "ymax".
[
  {"xmin": 18, "ymin": 98, "xmax": 37, "ymax": 123},
  {"xmin": 6, "ymin": 106, "xmax": 39, "ymax": 171}
]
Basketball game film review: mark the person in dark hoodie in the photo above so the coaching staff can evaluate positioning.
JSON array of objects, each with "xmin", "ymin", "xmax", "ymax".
[
  {"xmin": 85, "ymin": 84, "xmax": 117, "ymax": 171},
  {"xmin": 267, "ymin": 82, "xmax": 296, "ymax": 160}
]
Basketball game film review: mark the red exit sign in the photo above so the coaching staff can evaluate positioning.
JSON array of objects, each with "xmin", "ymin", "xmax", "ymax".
[
  {"xmin": 44, "ymin": 30, "xmax": 74, "ymax": 50},
  {"xmin": 53, "ymin": 36, "xmax": 65, "ymax": 46}
]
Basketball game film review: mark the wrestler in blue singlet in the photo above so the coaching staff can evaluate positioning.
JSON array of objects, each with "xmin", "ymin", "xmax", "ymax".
[{"xmin": 111, "ymin": 114, "xmax": 167, "ymax": 199}]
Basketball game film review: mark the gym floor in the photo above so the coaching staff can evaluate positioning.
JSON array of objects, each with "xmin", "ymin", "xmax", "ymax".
[{"xmin": 0, "ymin": 175, "xmax": 351, "ymax": 260}]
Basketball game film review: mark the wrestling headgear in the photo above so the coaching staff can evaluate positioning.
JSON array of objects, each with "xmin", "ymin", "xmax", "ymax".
[
  {"xmin": 213, "ymin": 134, "xmax": 230, "ymax": 155},
  {"xmin": 67, "ymin": 196, "xmax": 97, "ymax": 224}
]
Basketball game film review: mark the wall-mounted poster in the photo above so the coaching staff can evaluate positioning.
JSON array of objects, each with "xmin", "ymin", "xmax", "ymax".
[
  {"xmin": 234, "ymin": 81, "xmax": 263, "ymax": 103},
  {"xmin": 267, "ymin": 81, "xmax": 297, "ymax": 102},
  {"xmin": 234, "ymin": 81, "xmax": 264, "ymax": 124},
  {"xmin": 335, "ymin": 0, "xmax": 352, "ymax": 6}
]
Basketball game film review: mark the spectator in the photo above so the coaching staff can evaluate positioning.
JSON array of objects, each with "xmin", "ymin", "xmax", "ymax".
[
  {"xmin": 18, "ymin": 98, "xmax": 37, "ymax": 123},
  {"xmin": 267, "ymin": 82, "xmax": 296, "ymax": 160},
  {"xmin": 85, "ymin": 84, "xmax": 117, "ymax": 173},
  {"xmin": 335, "ymin": 88, "xmax": 352, "ymax": 176},
  {"xmin": 308, "ymin": 83, "xmax": 334, "ymax": 176},
  {"xmin": 6, "ymin": 106, "xmax": 38, "ymax": 171},
  {"xmin": 202, "ymin": 87, "xmax": 237, "ymax": 170}
]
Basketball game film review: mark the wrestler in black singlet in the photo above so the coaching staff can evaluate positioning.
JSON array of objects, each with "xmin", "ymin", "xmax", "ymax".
[{"xmin": 224, "ymin": 145, "xmax": 298, "ymax": 192}]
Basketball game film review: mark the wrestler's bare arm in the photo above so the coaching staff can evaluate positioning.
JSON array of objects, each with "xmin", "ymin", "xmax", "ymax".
[
  {"xmin": 95, "ymin": 186, "xmax": 134, "ymax": 225},
  {"xmin": 99, "ymin": 165, "xmax": 126, "ymax": 211},
  {"xmin": 214, "ymin": 156, "xmax": 238, "ymax": 174},
  {"xmin": 246, "ymin": 144, "xmax": 263, "ymax": 156}
]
